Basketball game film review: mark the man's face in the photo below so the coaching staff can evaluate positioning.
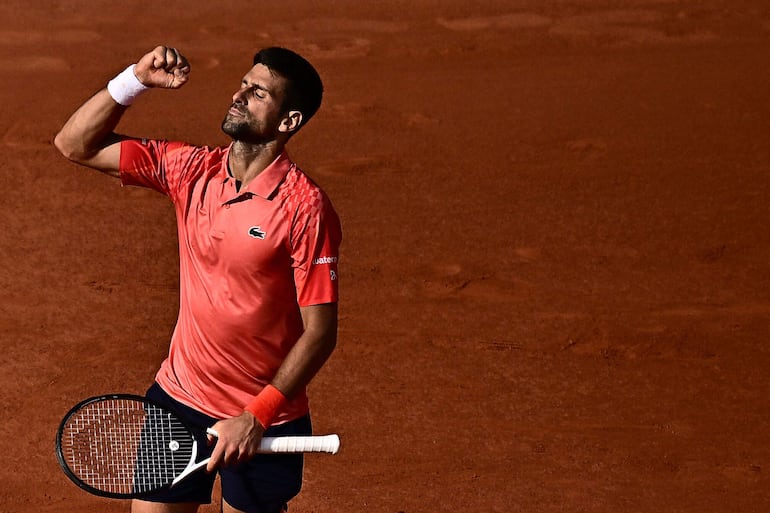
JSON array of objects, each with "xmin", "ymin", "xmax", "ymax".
[{"xmin": 221, "ymin": 63, "xmax": 289, "ymax": 143}]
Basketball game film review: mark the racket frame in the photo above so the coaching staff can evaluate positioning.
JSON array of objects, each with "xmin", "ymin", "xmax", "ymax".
[
  {"xmin": 55, "ymin": 393, "xmax": 200, "ymax": 499},
  {"xmin": 56, "ymin": 394, "xmax": 340, "ymax": 499}
]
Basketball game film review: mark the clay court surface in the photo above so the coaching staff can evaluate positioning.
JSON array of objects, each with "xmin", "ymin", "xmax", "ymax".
[{"xmin": 1, "ymin": 1, "xmax": 769, "ymax": 511}]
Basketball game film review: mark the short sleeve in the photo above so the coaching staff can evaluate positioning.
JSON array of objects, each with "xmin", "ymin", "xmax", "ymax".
[
  {"xmin": 119, "ymin": 138, "xmax": 193, "ymax": 197},
  {"xmin": 291, "ymin": 195, "xmax": 342, "ymax": 307}
]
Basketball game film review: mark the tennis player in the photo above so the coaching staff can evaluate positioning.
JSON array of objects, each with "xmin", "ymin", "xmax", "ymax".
[{"xmin": 54, "ymin": 45, "xmax": 341, "ymax": 513}]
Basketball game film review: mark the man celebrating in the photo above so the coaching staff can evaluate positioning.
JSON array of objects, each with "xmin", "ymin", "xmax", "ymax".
[{"xmin": 54, "ymin": 45, "xmax": 341, "ymax": 513}]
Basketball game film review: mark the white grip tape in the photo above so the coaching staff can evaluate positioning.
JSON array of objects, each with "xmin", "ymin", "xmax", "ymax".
[
  {"xmin": 206, "ymin": 429, "xmax": 340, "ymax": 454},
  {"xmin": 259, "ymin": 434, "xmax": 340, "ymax": 454}
]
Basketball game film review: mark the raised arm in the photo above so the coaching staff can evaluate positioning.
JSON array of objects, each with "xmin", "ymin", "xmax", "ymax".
[{"xmin": 53, "ymin": 46, "xmax": 191, "ymax": 177}]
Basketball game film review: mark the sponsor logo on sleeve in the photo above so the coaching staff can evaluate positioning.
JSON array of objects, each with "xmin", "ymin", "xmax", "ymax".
[{"xmin": 312, "ymin": 256, "xmax": 338, "ymax": 265}]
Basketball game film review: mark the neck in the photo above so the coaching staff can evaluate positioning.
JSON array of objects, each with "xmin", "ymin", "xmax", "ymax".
[{"xmin": 228, "ymin": 140, "xmax": 284, "ymax": 191}]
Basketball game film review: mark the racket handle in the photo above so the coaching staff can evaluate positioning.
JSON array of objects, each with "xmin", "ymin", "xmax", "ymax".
[
  {"xmin": 260, "ymin": 434, "xmax": 340, "ymax": 454},
  {"xmin": 206, "ymin": 429, "xmax": 340, "ymax": 454}
]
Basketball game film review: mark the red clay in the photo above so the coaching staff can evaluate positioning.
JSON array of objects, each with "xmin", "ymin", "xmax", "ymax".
[{"xmin": 1, "ymin": 1, "xmax": 769, "ymax": 512}]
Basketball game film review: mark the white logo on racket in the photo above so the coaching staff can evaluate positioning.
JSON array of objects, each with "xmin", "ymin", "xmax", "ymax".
[{"xmin": 169, "ymin": 440, "xmax": 180, "ymax": 451}]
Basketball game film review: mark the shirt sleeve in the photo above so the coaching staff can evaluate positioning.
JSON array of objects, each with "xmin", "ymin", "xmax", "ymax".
[
  {"xmin": 291, "ymin": 193, "xmax": 342, "ymax": 307},
  {"xmin": 119, "ymin": 138, "xmax": 192, "ymax": 197}
]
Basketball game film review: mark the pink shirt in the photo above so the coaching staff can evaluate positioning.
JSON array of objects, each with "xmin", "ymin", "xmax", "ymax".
[{"xmin": 119, "ymin": 139, "xmax": 341, "ymax": 423}]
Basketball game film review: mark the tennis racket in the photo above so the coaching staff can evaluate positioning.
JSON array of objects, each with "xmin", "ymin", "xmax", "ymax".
[{"xmin": 56, "ymin": 394, "xmax": 340, "ymax": 499}]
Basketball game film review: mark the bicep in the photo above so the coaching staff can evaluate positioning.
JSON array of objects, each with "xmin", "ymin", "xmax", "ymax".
[
  {"xmin": 53, "ymin": 88, "xmax": 132, "ymax": 177},
  {"xmin": 75, "ymin": 133, "xmax": 125, "ymax": 178},
  {"xmin": 299, "ymin": 303, "xmax": 338, "ymax": 341}
]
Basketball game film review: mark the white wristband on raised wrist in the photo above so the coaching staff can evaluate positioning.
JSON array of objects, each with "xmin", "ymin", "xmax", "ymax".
[{"xmin": 107, "ymin": 64, "xmax": 149, "ymax": 106}]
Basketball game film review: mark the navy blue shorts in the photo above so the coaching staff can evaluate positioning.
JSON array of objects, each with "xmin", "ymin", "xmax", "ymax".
[{"xmin": 141, "ymin": 383, "xmax": 310, "ymax": 513}]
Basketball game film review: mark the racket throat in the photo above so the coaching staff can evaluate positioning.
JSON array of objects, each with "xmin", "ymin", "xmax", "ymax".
[{"xmin": 170, "ymin": 445, "xmax": 211, "ymax": 487}]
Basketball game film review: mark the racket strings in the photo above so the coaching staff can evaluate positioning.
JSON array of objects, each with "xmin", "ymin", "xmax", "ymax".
[{"xmin": 59, "ymin": 398, "xmax": 194, "ymax": 495}]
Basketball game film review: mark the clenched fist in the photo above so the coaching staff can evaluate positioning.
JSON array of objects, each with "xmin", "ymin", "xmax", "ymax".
[{"xmin": 135, "ymin": 46, "xmax": 190, "ymax": 89}]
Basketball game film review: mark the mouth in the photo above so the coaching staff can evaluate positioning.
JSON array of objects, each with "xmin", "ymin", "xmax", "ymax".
[{"xmin": 228, "ymin": 104, "xmax": 245, "ymax": 117}]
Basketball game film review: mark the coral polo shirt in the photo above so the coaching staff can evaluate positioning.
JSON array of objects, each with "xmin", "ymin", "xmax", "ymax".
[{"xmin": 119, "ymin": 138, "xmax": 341, "ymax": 423}]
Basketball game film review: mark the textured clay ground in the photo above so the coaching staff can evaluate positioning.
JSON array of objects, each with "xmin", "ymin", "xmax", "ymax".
[{"xmin": 1, "ymin": 1, "xmax": 769, "ymax": 512}]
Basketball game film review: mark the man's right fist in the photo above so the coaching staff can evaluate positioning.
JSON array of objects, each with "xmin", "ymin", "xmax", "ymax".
[{"xmin": 135, "ymin": 46, "xmax": 190, "ymax": 89}]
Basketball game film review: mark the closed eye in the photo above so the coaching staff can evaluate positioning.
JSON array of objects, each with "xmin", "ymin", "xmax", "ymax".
[{"xmin": 242, "ymin": 80, "xmax": 268, "ymax": 100}]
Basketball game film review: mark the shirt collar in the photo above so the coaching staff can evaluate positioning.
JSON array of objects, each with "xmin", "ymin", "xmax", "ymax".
[{"xmin": 223, "ymin": 145, "xmax": 293, "ymax": 200}]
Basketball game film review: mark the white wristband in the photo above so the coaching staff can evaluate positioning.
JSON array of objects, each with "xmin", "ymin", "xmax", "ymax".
[{"xmin": 107, "ymin": 64, "xmax": 149, "ymax": 106}]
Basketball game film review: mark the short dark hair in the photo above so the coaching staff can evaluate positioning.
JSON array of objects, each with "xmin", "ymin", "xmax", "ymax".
[{"xmin": 253, "ymin": 47, "xmax": 323, "ymax": 129}]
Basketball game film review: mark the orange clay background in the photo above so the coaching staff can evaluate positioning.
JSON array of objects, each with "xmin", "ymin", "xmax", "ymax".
[{"xmin": 1, "ymin": 1, "xmax": 769, "ymax": 512}]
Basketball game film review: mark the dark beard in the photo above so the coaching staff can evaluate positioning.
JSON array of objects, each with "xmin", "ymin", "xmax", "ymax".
[
  {"xmin": 221, "ymin": 115, "xmax": 272, "ymax": 144},
  {"xmin": 221, "ymin": 116, "xmax": 250, "ymax": 140}
]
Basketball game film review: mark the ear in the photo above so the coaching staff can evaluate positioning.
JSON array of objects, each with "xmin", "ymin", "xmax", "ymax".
[{"xmin": 279, "ymin": 110, "xmax": 303, "ymax": 133}]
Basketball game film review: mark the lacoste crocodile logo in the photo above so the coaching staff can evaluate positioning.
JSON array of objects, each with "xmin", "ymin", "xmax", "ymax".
[{"xmin": 248, "ymin": 226, "xmax": 266, "ymax": 239}]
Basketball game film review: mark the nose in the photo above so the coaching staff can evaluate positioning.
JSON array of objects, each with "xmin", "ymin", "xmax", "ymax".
[{"xmin": 232, "ymin": 85, "xmax": 249, "ymax": 103}]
